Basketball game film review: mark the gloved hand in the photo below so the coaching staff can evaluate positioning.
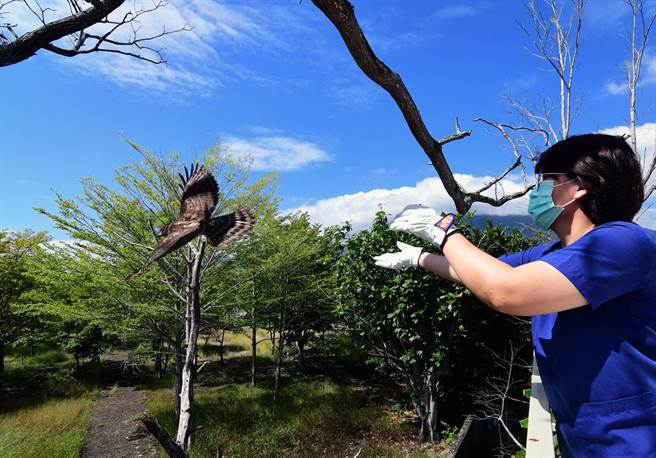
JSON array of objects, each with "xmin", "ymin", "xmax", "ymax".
[
  {"xmin": 389, "ymin": 204, "xmax": 460, "ymax": 250},
  {"xmin": 373, "ymin": 241, "xmax": 424, "ymax": 270}
]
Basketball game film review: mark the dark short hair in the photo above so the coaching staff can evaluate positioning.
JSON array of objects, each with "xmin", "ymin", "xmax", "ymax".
[{"xmin": 535, "ymin": 133, "xmax": 644, "ymax": 224}]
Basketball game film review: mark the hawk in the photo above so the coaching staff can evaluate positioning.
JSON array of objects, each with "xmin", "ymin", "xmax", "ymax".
[{"xmin": 126, "ymin": 163, "xmax": 255, "ymax": 281}]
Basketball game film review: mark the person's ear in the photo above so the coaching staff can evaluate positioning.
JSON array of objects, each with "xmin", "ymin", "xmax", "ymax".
[{"xmin": 574, "ymin": 186, "xmax": 588, "ymax": 199}]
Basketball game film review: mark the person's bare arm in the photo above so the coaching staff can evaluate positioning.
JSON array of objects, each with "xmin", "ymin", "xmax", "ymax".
[{"xmin": 418, "ymin": 252, "xmax": 462, "ymax": 284}]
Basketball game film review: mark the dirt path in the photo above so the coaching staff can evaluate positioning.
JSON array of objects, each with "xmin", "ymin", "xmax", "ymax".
[{"xmin": 82, "ymin": 352, "xmax": 158, "ymax": 458}]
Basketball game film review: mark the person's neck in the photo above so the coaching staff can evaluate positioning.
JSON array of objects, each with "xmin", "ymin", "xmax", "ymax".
[{"xmin": 554, "ymin": 210, "xmax": 596, "ymax": 247}]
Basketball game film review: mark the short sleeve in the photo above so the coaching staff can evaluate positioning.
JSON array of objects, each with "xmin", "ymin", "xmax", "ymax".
[
  {"xmin": 498, "ymin": 242, "xmax": 559, "ymax": 268},
  {"xmin": 498, "ymin": 251, "xmax": 527, "ymax": 268},
  {"xmin": 539, "ymin": 223, "xmax": 654, "ymax": 310}
]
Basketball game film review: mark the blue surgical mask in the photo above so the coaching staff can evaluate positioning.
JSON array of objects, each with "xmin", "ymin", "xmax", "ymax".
[{"xmin": 528, "ymin": 180, "xmax": 577, "ymax": 230}]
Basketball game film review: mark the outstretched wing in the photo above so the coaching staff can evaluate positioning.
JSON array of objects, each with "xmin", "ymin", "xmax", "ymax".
[
  {"xmin": 204, "ymin": 209, "xmax": 255, "ymax": 247},
  {"xmin": 126, "ymin": 163, "xmax": 217, "ymax": 282},
  {"xmin": 177, "ymin": 163, "xmax": 218, "ymax": 223},
  {"xmin": 126, "ymin": 221, "xmax": 202, "ymax": 281}
]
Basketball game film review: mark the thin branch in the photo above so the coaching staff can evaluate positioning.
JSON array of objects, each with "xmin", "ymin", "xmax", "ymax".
[
  {"xmin": 311, "ymin": 0, "xmax": 532, "ymax": 213},
  {"xmin": 0, "ymin": 0, "xmax": 189, "ymax": 67}
]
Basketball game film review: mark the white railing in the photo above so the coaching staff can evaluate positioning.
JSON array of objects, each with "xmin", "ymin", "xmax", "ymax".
[{"xmin": 526, "ymin": 354, "xmax": 555, "ymax": 457}]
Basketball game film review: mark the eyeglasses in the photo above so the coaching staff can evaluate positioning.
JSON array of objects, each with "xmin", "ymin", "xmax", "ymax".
[{"xmin": 535, "ymin": 173, "xmax": 576, "ymax": 185}]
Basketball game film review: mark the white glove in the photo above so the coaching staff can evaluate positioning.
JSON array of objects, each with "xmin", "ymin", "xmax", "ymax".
[
  {"xmin": 389, "ymin": 204, "xmax": 460, "ymax": 250},
  {"xmin": 373, "ymin": 241, "xmax": 424, "ymax": 270}
]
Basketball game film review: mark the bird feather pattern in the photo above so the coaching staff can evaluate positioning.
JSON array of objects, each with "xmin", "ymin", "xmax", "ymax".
[{"xmin": 126, "ymin": 164, "xmax": 253, "ymax": 281}]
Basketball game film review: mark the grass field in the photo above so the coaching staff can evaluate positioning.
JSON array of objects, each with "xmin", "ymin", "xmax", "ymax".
[
  {"xmin": 148, "ymin": 381, "xmax": 444, "ymax": 458},
  {"xmin": 146, "ymin": 330, "xmax": 451, "ymax": 457},
  {"xmin": 0, "ymin": 330, "xmax": 453, "ymax": 457},
  {"xmin": 0, "ymin": 396, "xmax": 94, "ymax": 458},
  {"xmin": 0, "ymin": 348, "xmax": 99, "ymax": 458}
]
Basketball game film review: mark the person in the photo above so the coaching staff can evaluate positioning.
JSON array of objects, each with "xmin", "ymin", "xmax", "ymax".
[{"xmin": 373, "ymin": 134, "xmax": 656, "ymax": 457}]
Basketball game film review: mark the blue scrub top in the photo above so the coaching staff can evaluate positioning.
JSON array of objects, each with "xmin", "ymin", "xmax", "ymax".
[{"xmin": 498, "ymin": 221, "xmax": 656, "ymax": 457}]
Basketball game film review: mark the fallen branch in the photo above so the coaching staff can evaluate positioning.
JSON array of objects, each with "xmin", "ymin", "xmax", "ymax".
[{"xmin": 140, "ymin": 415, "xmax": 185, "ymax": 458}]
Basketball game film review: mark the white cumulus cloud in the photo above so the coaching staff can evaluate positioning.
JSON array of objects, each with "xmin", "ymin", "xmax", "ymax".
[
  {"xmin": 223, "ymin": 136, "xmax": 332, "ymax": 172},
  {"xmin": 599, "ymin": 122, "xmax": 656, "ymax": 185},
  {"xmin": 286, "ymin": 121, "xmax": 656, "ymax": 232},
  {"xmin": 287, "ymin": 173, "xmax": 530, "ymax": 231},
  {"xmin": 606, "ymin": 55, "xmax": 656, "ymax": 95},
  {"xmin": 4, "ymin": 0, "xmax": 310, "ymax": 95}
]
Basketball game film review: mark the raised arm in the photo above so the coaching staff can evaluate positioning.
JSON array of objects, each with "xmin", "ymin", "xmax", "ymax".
[{"xmin": 419, "ymin": 252, "xmax": 462, "ymax": 284}]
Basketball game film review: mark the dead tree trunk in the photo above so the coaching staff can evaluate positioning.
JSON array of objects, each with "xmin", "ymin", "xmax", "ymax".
[
  {"xmin": 176, "ymin": 241, "xmax": 206, "ymax": 450},
  {"xmin": 142, "ymin": 242, "xmax": 206, "ymax": 458},
  {"xmin": 408, "ymin": 367, "xmax": 440, "ymax": 443},
  {"xmin": 310, "ymin": 0, "xmax": 532, "ymax": 212},
  {"xmin": 142, "ymin": 416, "xmax": 186, "ymax": 458}
]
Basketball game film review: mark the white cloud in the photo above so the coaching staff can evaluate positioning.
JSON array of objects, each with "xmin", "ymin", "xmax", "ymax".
[
  {"xmin": 635, "ymin": 208, "xmax": 656, "ymax": 229},
  {"xmin": 605, "ymin": 81, "xmax": 627, "ymax": 95},
  {"xmin": 223, "ymin": 136, "xmax": 332, "ymax": 172},
  {"xmin": 287, "ymin": 173, "xmax": 530, "ymax": 231},
  {"xmin": 599, "ymin": 122, "xmax": 656, "ymax": 176},
  {"xmin": 5, "ymin": 0, "xmax": 310, "ymax": 95},
  {"xmin": 599, "ymin": 123, "xmax": 656, "ymax": 221},
  {"xmin": 286, "ymin": 123, "xmax": 656, "ymax": 232},
  {"xmin": 431, "ymin": 5, "xmax": 480, "ymax": 20},
  {"xmin": 606, "ymin": 55, "xmax": 656, "ymax": 95}
]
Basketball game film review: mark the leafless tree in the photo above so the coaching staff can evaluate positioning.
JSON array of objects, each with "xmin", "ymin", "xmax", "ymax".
[
  {"xmin": 310, "ymin": 0, "xmax": 534, "ymax": 214},
  {"xmin": 623, "ymin": 1, "xmax": 655, "ymax": 153},
  {"xmin": 620, "ymin": 0, "xmax": 656, "ymax": 205},
  {"xmin": 0, "ymin": 0, "xmax": 189, "ymax": 67},
  {"xmin": 518, "ymin": 0, "xmax": 585, "ymax": 142},
  {"xmin": 476, "ymin": 0, "xmax": 585, "ymax": 182},
  {"xmin": 473, "ymin": 341, "xmax": 531, "ymax": 455}
]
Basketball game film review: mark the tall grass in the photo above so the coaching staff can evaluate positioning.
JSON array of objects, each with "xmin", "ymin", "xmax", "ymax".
[
  {"xmin": 148, "ymin": 380, "xmax": 422, "ymax": 458},
  {"xmin": 4, "ymin": 349, "xmax": 70, "ymax": 370},
  {"xmin": 0, "ymin": 395, "xmax": 94, "ymax": 457},
  {"xmin": 198, "ymin": 330, "xmax": 275, "ymax": 362},
  {"xmin": 0, "ymin": 347, "xmax": 101, "ymax": 458}
]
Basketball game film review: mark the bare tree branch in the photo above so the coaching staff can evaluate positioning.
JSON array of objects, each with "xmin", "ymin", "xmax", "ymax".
[
  {"xmin": 623, "ymin": 0, "xmax": 656, "ymax": 155},
  {"xmin": 473, "ymin": 341, "xmax": 529, "ymax": 453},
  {"xmin": 311, "ymin": 0, "xmax": 530, "ymax": 213},
  {"xmin": 0, "ymin": 0, "xmax": 189, "ymax": 67},
  {"xmin": 518, "ymin": 0, "xmax": 586, "ymax": 142}
]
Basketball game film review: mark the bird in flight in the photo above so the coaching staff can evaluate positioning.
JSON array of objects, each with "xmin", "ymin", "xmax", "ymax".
[{"xmin": 127, "ymin": 163, "xmax": 255, "ymax": 281}]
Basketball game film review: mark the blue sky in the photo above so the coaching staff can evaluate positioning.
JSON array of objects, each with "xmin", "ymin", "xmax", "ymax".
[{"xmin": 2, "ymin": 0, "xmax": 656, "ymax": 239}]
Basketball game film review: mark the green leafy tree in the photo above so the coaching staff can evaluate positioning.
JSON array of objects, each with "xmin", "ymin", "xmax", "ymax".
[
  {"xmin": 36, "ymin": 142, "xmax": 277, "ymax": 456},
  {"xmin": 228, "ymin": 211, "xmax": 329, "ymax": 391},
  {"xmin": 282, "ymin": 223, "xmax": 336, "ymax": 371},
  {"xmin": 333, "ymin": 210, "xmax": 543, "ymax": 442},
  {"xmin": 261, "ymin": 212, "xmax": 329, "ymax": 400},
  {"xmin": 0, "ymin": 230, "xmax": 50, "ymax": 374}
]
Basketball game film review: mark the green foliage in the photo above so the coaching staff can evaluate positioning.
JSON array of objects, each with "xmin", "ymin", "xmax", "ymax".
[
  {"xmin": 332, "ymin": 210, "xmax": 546, "ymax": 440},
  {"xmin": 34, "ymin": 141, "xmax": 279, "ymax": 360},
  {"xmin": 0, "ymin": 230, "xmax": 52, "ymax": 372},
  {"xmin": 226, "ymin": 211, "xmax": 336, "ymax": 372},
  {"xmin": 440, "ymin": 420, "xmax": 459, "ymax": 444},
  {"xmin": 5, "ymin": 349, "xmax": 69, "ymax": 369},
  {"xmin": 58, "ymin": 321, "xmax": 106, "ymax": 366}
]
